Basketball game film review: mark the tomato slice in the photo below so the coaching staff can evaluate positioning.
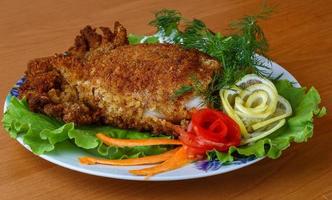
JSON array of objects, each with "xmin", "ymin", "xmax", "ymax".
[
  {"xmin": 192, "ymin": 109, "xmax": 230, "ymax": 142},
  {"xmin": 178, "ymin": 130, "xmax": 206, "ymax": 157},
  {"xmin": 184, "ymin": 146, "xmax": 206, "ymax": 159},
  {"xmin": 221, "ymin": 113, "xmax": 241, "ymax": 145},
  {"xmin": 175, "ymin": 108, "xmax": 241, "ymax": 158}
]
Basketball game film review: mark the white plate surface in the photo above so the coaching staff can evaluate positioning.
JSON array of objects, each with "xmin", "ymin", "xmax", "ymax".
[{"xmin": 4, "ymin": 55, "xmax": 299, "ymax": 181}]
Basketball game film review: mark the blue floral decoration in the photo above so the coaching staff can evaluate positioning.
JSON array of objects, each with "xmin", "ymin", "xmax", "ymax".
[
  {"xmin": 195, "ymin": 156, "xmax": 257, "ymax": 172},
  {"xmin": 195, "ymin": 160, "xmax": 223, "ymax": 171},
  {"xmin": 9, "ymin": 77, "xmax": 25, "ymax": 97}
]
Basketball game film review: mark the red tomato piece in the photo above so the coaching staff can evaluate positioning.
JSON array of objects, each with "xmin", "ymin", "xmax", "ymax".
[{"xmin": 174, "ymin": 108, "xmax": 241, "ymax": 158}]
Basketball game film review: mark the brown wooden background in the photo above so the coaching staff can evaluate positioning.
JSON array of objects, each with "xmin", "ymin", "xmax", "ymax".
[{"xmin": 0, "ymin": 0, "xmax": 331, "ymax": 199}]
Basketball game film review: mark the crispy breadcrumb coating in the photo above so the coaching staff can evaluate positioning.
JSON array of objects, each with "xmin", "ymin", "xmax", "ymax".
[{"xmin": 19, "ymin": 22, "xmax": 220, "ymax": 134}]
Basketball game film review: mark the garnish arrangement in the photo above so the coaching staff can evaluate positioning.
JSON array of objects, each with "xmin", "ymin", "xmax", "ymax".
[{"xmin": 3, "ymin": 9, "xmax": 326, "ymax": 179}]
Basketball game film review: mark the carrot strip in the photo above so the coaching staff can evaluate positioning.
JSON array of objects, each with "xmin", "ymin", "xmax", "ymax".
[
  {"xmin": 96, "ymin": 133, "xmax": 182, "ymax": 147},
  {"xmin": 79, "ymin": 147, "xmax": 180, "ymax": 166},
  {"xmin": 129, "ymin": 146, "xmax": 193, "ymax": 177}
]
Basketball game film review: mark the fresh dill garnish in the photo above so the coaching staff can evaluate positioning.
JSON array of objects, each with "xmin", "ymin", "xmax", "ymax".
[
  {"xmin": 190, "ymin": 74, "xmax": 219, "ymax": 106},
  {"xmin": 149, "ymin": 9, "xmax": 181, "ymax": 34},
  {"xmin": 190, "ymin": 74, "xmax": 205, "ymax": 94},
  {"xmin": 149, "ymin": 9, "xmax": 182, "ymax": 43},
  {"xmin": 172, "ymin": 85, "xmax": 193, "ymax": 99},
  {"xmin": 171, "ymin": 75, "xmax": 214, "ymax": 103},
  {"xmin": 149, "ymin": 8, "xmax": 272, "ymax": 107}
]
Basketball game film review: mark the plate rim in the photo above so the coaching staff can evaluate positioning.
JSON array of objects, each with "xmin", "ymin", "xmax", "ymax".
[{"xmin": 3, "ymin": 56, "xmax": 299, "ymax": 181}]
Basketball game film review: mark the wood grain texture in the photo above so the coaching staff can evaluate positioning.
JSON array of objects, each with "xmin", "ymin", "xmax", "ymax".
[{"xmin": 0, "ymin": 0, "xmax": 331, "ymax": 199}]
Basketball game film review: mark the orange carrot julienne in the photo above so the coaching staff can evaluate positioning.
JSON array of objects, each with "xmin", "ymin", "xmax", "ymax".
[
  {"xmin": 129, "ymin": 146, "xmax": 193, "ymax": 177},
  {"xmin": 96, "ymin": 133, "xmax": 182, "ymax": 147},
  {"xmin": 79, "ymin": 147, "xmax": 180, "ymax": 166}
]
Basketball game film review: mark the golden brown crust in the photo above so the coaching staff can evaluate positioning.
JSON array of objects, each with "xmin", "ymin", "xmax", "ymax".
[
  {"xmin": 19, "ymin": 22, "xmax": 221, "ymax": 135},
  {"xmin": 19, "ymin": 56, "xmax": 105, "ymax": 124},
  {"xmin": 67, "ymin": 21, "xmax": 128, "ymax": 59},
  {"xmin": 93, "ymin": 43, "xmax": 217, "ymax": 94}
]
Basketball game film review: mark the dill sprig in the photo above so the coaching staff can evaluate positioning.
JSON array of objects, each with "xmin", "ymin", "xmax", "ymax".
[
  {"xmin": 149, "ymin": 9, "xmax": 181, "ymax": 34},
  {"xmin": 149, "ymin": 8, "xmax": 272, "ymax": 107},
  {"xmin": 171, "ymin": 85, "xmax": 193, "ymax": 99},
  {"xmin": 149, "ymin": 9, "xmax": 182, "ymax": 42}
]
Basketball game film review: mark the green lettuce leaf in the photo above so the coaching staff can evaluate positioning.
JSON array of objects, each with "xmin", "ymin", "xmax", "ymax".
[
  {"xmin": 128, "ymin": 33, "xmax": 159, "ymax": 45},
  {"xmin": 2, "ymin": 97, "xmax": 168, "ymax": 157},
  {"xmin": 69, "ymin": 125, "xmax": 170, "ymax": 159},
  {"xmin": 208, "ymin": 80, "xmax": 326, "ymax": 163}
]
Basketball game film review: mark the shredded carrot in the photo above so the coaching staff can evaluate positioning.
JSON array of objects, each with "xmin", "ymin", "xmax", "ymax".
[
  {"xmin": 79, "ymin": 147, "xmax": 180, "ymax": 166},
  {"xmin": 96, "ymin": 133, "xmax": 182, "ymax": 147},
  {"xmin": 80, "ymin": 133, "xmax": 192, "ymax": 178},
  {"xmin": 129, "ymin": 146, "xmax": 193, "ymax": 178}
]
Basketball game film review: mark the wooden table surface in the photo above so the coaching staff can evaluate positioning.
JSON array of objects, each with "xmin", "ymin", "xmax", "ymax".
[{"xmin": 0, "ymin": 0, "xmax": 331, "ymax": 199}]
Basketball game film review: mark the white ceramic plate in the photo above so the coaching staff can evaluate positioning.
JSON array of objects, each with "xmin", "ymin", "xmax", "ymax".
[{"xmin": 4, "ymin": 56, "xmax": 299, "ymax": 181}]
